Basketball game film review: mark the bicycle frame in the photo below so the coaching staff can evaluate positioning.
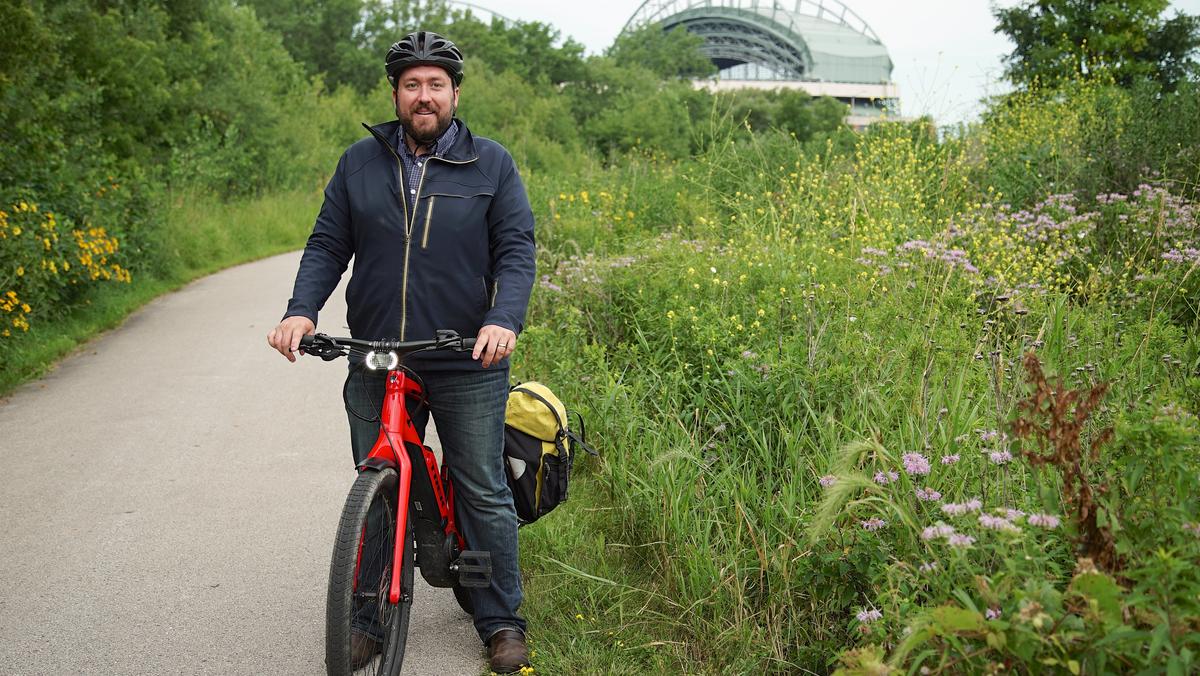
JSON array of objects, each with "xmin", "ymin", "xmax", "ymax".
[{"xmin": 361, "ymin": 367, "xmax": 463, "ymax": 606}]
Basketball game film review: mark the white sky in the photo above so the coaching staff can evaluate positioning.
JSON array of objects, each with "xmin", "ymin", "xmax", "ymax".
[{"xmin": 467, "ymin": 0, "xmax": 1200, "ymax": 126}]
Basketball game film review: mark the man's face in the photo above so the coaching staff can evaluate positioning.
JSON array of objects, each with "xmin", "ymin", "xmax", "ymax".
[{"xmin": 392, "ymin": 65, "xmax": 459, "ymax": 145}]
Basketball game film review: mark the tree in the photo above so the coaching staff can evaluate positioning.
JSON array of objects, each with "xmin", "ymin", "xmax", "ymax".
[
  {"xmin": 243, "ymin": 0, "xmax": 370, "ymax": 91},
  {"xmin": 994, "ymin": 0, "xmax": 1200, "ymax": 91},
  {"xmin": 607, "ymin": 25, "xmax": 716, "ymax": 80}
]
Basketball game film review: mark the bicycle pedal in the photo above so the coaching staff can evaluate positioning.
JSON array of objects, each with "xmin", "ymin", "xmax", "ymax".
[{"xmin": 450, "ymin": 550, "xmax": 492, "ymax": 588}]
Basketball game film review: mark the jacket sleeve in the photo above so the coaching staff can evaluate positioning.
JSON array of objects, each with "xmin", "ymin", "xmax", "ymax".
[
  {"xmin": 484, "ymin": 152, "xmax": 536, "ymax": 334},
  {"xmin": 284, "ymin": 152, "xmax": 354, "ymax": 326}
]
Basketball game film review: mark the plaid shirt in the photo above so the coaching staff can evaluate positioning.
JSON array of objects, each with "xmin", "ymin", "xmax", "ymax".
[{"xmin": 395, "ymin": 119, "xmax": 460, "ymax": 214}]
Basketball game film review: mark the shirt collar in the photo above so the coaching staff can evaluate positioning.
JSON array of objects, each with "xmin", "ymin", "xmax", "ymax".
[{"xmin": 396, "ymin": 118, "xmax": 459, "ymax": 159}]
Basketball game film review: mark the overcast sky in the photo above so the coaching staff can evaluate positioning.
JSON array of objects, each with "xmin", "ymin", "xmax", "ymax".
[{"xmin": 462, "ymin": 0, "xmax": 1200, "ymax": 126}]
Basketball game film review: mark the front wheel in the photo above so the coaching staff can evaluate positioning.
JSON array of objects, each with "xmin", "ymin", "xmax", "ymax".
[{"xmin": 326, "ymin": 468, "xmax": 414, "ymax": 676}]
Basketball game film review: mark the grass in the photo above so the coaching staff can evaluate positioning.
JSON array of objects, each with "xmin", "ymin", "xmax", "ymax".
[
  {"xmin": 0, "ymin": 187, "xmax": 321, "ymax": 396},
  {"xmin": 509, "ymin": 117, "xmax": 1200, "ymax": 673}
]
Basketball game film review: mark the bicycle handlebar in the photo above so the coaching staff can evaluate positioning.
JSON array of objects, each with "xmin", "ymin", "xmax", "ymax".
[{"xmin": 299, "ymin": 329, "xmax": 476, "ymax": 362}]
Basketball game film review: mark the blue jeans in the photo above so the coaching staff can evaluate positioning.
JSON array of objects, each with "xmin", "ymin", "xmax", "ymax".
[{"xmin": 344, "ymin": 366, "xmax": 525, "ymax": 644}]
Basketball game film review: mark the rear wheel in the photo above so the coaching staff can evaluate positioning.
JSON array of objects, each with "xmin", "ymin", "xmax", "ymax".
[
  {"xmin": 326, "ymin": 468, "xmax": 414, "ymax": 676},
  {"xmin": 451, "ymin": 581, "xmax": 474, "ymax": 616}
]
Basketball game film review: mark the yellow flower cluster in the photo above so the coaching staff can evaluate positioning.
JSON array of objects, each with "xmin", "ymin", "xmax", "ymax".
[
  {"xmin": 73, "ymin": 226, "xmax": 130, "ymax": 282},
  {"xmin": 1, "ymin": 198, "xmax": 132, "ymax": 343},
  {"xmin": 549, "ymin": 188, "xmax": 638, "ymax": 228},
  {"xmin": 0, "ymin": 289, "xmax": 31, "ymax": 336}
]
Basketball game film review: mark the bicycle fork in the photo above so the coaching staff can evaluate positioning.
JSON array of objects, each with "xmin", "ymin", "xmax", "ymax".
[{"xmin": 389, "ymin": 446, "xmax": 414, "ymax": 606}]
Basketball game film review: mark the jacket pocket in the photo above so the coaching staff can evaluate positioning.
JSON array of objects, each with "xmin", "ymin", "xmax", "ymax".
[
  {"xmin": 479, "ymin": 277, "xmax": 491, "ymax": 311},
  {"xmin": 420, "ymin": 196, "xmax": 436, "ymax": 249}
]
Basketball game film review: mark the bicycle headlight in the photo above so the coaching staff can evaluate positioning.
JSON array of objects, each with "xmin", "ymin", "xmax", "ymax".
[{"xmin": 364, "ymin": 350, "xmax": 399, "ymax": 371}]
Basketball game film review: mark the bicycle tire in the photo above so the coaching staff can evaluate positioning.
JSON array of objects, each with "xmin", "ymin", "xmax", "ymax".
[
  {"xmin": 325, "ymin": 468, "xmax": 415, "ymax": 676},
  {"xmin": 451, "ymin": 582, "xmax": 474, "ymax": 617}
]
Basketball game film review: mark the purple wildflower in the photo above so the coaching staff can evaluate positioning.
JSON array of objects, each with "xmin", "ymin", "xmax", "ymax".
[
  {"xmin": 1004, "ymin": 509, "xmax": 1026, "ymax": 521},
  {"xmin": 538, "ymin": 275, "xmax": 563, "ymax": 293},
  {"xmin": 941, "ymin": 499, "xmax": 983, "ymax": 516},
  {"xmin": 921, "ymin": 524, "xmax": 955, "ymax": 540},
  {"xmin": 818, "ymin": 475, "xmax": 837, "ymax": 487},
  {"xmin": 986, "ymin": 607, "xmax": 1002, "ymax": 620},
  {"xmin": 915, "ymin": 487, "xmax": 942, "ymax": 502},
  {"xmin": 988, "ymin": 450, "xmax": 1013, "ymax": 465},
  {"xmin": 979, "ymin": 430, "xmax": 1000, "ymax": 442},
  {"xmin": 941, "ymin": 454, "xmax": 960, "ymax": 465},
  {"xmin": 856, "ymin": 608, "xmax": 883, "ymax": 623},
  {"xmin": 947, "ymin": 534, "xmax": 976, "ymax": 548},
  {"xmin": 902, "ymin": 452, "xmax": 931, "ymax": 476},
  {"xmin": 979, "ymin": 514, "xmax": 1020, "ymax": 532},
  {"xmin": 919, "ymin": 561, "xmax": 939, "ymax": 572},
  {"xmin": 861, "ymin": 518, "xmax": 887, "ymax": 531},
  {"xmin": 1027, "ymin": 513, "xmax": 1061, "ymax": 529},
  {"xmin": 873, "ymin": 471, "xmax": 899, "ymax": 485}
]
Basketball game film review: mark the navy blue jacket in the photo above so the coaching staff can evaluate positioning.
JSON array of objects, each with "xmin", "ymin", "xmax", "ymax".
[{"xmin": 284, "ymin": 119, "xmax": 536, "ymax": 370}]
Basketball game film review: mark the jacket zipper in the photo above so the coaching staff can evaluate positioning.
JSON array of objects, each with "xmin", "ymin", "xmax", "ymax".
[
  {"xmin": 361, "ymin": 123, "xmax": 481, "ymax": 341},
  {"xmin": 402, "ymin": 154, "xmax": 477, "ymax": 337},
  {"xmin": 399, "ymin": 161, "xmax": 432, "ymax": 339},
  {"xmin": 421, "ymin": 196, "xmax": 436, "ymax": 249}
]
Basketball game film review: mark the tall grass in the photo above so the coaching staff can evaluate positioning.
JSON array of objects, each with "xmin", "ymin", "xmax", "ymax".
[{"xmin": 513, "ymin": 82, "xmax": 1199, "ymax": 674}]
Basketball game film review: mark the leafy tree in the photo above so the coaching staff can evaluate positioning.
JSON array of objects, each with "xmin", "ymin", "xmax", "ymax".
[
  {"xmin": 994, "ymin": 0, "xmax": 1200, "ymax": 91},
  {"xmin": 608, "ymin": 24, "xmax": 716, "ymax": 80},
  {"xmin": 242, "ymin": 0, "xmax": 367, "ymax": 90}
]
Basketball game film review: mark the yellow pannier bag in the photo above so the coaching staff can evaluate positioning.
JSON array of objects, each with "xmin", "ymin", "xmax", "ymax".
[{"xmin": 503, "ymin": 382, "xmax": 596, "ymax": 524}]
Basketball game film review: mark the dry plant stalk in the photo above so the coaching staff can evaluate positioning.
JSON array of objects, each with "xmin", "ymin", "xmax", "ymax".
[{"xmin": 1010, "ymin": 352, "xmax": 1120, "ymax": 572}]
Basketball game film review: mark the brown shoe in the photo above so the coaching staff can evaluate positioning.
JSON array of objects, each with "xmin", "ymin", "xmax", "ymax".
[
  {"xmin": 350, "ymin": 632, "xmax": 381, "ymax": 670},
  {"xmin": 487, "ymin": 629, "xmax": 529, "ymax": 673}
]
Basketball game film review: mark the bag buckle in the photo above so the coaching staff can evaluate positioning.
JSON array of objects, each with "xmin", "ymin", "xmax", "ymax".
[{"xmin": 450, "ymin": 550, "xmax": 492, "ymax": 588}]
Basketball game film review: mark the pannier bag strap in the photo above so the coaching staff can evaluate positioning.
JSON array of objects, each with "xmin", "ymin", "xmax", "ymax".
[
  {"xmin": 512, "ymin": 386, "xmax": 565, "ymax": 432},
  {"xmin": 566, "ymin": 411, "xmax": 599, "ymax": 456},
  {"xmin": 512, "ymin": 384, "xmax": 598, "ymax": 456}
]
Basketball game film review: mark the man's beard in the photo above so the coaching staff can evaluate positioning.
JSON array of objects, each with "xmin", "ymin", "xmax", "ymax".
[{"xmin": 399, "ymin": 103, "xmax": 455, "ymax": 145}]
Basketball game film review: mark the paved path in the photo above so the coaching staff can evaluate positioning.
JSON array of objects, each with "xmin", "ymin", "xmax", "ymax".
[{"xmin": 0, "ymin": 252, "xmax": 483, "ymax": 675}]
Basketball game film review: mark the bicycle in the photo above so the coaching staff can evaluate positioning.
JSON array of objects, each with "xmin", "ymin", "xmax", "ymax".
[{"xmin": 299, "ymin": 329, "xmax": 492, "ymax": 676}]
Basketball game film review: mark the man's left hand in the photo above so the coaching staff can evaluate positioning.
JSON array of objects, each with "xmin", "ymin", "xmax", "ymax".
[{"xmin": 473, "ymin": 324, "xmax": 517, "ymax": 368}]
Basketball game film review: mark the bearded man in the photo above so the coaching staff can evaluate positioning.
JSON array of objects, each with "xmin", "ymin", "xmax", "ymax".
[{"xmin": 267, "ymin": 30, "xmax": 535, "ymax": 673}]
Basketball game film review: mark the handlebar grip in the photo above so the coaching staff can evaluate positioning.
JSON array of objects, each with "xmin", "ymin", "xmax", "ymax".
[
  {"xmin": 460, "ymin": 338, "xmax": 476, "ymax": 351},
  {"xmin": 299, "ymin": 335, "xmax": 317, "ymax": 348}
]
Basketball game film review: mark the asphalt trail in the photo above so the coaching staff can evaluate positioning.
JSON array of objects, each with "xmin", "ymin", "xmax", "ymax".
[{"xmin": 0, "ymin": 251, "xmax": 482, "ymax": 675}]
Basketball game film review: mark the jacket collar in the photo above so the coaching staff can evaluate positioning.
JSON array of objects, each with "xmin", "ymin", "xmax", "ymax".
[{"xmin": 362, "ymin": 118, "xmax": 478, "ymax": 163}]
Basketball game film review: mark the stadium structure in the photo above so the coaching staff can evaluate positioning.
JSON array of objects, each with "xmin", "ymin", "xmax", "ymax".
[{"xmin": 621, "ymin": 0, "xmax": 899, "ymax": 127}]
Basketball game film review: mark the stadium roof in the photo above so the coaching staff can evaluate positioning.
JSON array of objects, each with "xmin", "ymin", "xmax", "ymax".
[{"xmin": 623, "ymin": 0, "xmax": 894, "ymax": 84}]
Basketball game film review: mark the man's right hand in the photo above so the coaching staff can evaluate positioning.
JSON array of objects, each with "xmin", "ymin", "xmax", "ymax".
[{"xmin": 267, "ymin": 316, "xmax": 316, "ymax": 362}]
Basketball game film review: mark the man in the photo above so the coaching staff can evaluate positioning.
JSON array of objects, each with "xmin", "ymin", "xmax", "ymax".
[{"xmin": 266, "ymin": 31, "xmax": 535, "ymax": 673}]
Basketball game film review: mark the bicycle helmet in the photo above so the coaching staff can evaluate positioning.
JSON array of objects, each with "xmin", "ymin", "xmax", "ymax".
[{"xmin": 385, "ymin": 31, "xmax": 464, "ymax": 87}]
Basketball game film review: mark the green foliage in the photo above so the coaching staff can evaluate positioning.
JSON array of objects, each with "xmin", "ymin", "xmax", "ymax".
[
  {"xmin": 513, "ymin": 87, "xmax": 1199, "ymax": 673},
  {"xmin": 978, "ymin": 77, "xmax": 1200, "ymax": 204},
  {"xmin": 608, "ymin": 24, "xmax": 716, "ymax": 80},
  {"xmin": 6, "ymin": 3, "xmax": 1200, "ymax": 673},
  {"xmin": 715, "ymin": 87, "xmax": 848, "ymax": 141},
  {"xmin": 241, "ymin": 0, "xmax": 367, "ymax": 90},
  {"xmin": 994, "ymin": 0, "xmax": 1200, "ymax": 91}
]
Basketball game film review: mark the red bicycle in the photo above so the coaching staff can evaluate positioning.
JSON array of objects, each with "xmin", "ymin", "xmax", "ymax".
[{"xmin": 300, "ymin": 330, "xmax": 491, "ymax": 676}]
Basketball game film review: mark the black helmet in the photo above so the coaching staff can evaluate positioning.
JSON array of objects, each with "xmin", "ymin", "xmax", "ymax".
[{"xmin": 385, "ymin": 31, "xmax": 464, "ymax": 87}]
